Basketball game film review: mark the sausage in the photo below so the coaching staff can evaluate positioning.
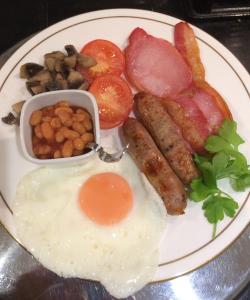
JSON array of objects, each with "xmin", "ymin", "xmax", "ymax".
[
  {"xmin": 135, "ymin": 92, "xmax": 199, "ymax": 184},
  {"xmin": 122, "ymin": 118, "xmax": 187, "ymax": 215},
  {"xmin": 162, "ymin": 97, "xmax": 209, "ymax": 153}
]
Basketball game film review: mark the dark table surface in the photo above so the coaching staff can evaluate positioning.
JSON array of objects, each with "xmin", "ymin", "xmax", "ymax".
[
  {"xmin": 1, "ymin": 0, "xmax": 250, "ymax": 69},
  {"xmin": 0, "ymin": 1, "xmax": 249, "ymax": 299}
]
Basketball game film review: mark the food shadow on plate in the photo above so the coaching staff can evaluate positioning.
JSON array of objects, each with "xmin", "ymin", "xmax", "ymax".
[
  {"xmin": 0, "ymin": 263, "xmax": 134, "ymax": 300},
  {"xmin": 0, "ymin": 136, "xmax": 18, "ymax": 214},
  {"xmin": 0, "ymin": 122, "xmax": 42, "ymax": 215},
  {"xmin": 14, "ymin": 126, "xmax": 24, "ymax": 159}
]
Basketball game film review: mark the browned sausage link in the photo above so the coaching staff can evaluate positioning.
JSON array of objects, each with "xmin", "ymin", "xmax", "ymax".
[
  {"xmin": 135, "ymin": 92, "xmax": 199, "ymax": 185},
  {"xmin": 122, "ymin": 118, "xmax": 187, "ymax": 215},
  {"xmin": 162, "ymin": 98, "xmax": 206, "ymax": 154}
]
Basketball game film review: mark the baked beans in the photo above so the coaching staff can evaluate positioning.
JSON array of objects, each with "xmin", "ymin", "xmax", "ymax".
[{"xmin": 30, "ymin": 100, "xmax": 94, "ymax": 159}]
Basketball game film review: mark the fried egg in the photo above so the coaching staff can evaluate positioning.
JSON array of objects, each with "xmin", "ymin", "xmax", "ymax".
[{"xmin": 13, "ymin": 154, "xmax": 166, "ymax": 298}]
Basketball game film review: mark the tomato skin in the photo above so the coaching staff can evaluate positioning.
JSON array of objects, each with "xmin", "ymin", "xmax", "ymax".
[
  {"xmin": 89, "ymin": 75, "xmax": 133, "ymax": 129},
  {"xmin": 99, "ymin": 119, "xmax": 124, "ymax": 130},
  {"xmin": 76, "ymin": 65, "xmax": 94, "ymax": 85},
  {"xmin": 80, "ymin": 39, "xmax": 125, "ymax": 80}
]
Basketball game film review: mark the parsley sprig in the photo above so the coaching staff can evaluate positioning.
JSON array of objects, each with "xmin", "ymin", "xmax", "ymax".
[{"xmin": 189, "ymin": 120, "xmax": 250, "ymax": 238}]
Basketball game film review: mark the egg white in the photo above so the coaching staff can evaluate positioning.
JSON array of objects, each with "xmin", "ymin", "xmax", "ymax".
[{"xmin": 13, "ymin": 154, "xmax": 167, "ymax": 298}]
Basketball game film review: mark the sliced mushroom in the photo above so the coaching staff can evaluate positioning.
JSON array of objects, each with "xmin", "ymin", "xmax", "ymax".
[
  {"xmin": 20, "ymin": 63, "xmax": 44, "ymax": 79},
  {"xmin": 44, "ymin": 57, "xmax": 56, "ymax": 72},
  {"xmin": 67, "ymin": 71, "xmax": 83, "ymax": 89},
  {"xmin": 44, "ymin": 51, "xmax": 65, "ymax": 61},
  {"xmin": 78, "ymin": 80, "xmax": 90, "ymax": 91},
  {"xmin": 20, "ymin": 46, "xmax": 93, "ymax": 95},
  {"xmin": 65, "ymin": 45, "xmax": 78, "ymax": 56},
  {"xmin": 77, "ymin": 54, "xmax": 97, "ymax": 68},
  {"xmin": 61, "ymin": 62, "xmax": 70, "ymax": 79},
  {"xmin": 55, "ymin": 73, "xmax": 68, "ymax": 89},
  {"xmin": 31, "ymin": 70, "xmax": 52, "ymax": 84},
  {"xmin": 26, "ymin": 81, "xmax": 46, "ymax": 95},
  {"xmin": 64, "ymin": 45, "xmax": 78, "ymax": 69},
  {"xmin": 12, "ymin": 100, "xmax": 25, "ymax": 115},
  {"xmin": 55, "ymin": 60, "xmax": 62, "ymax": 73},
  {"xmin": 45, "ymin": 80, "xmax": 61, "ymax": 92},
  {"xmin": 55, "ymin": 60, "xmax": 69, "ymax": 79},
  {"xmin": 26, "ymin": 70, "xmax": 52, "ymax": 95},
  {"xmin": 1, "ymin": 112, "xmax": 19, "ymax": 125},
  {"xmin": 64, "ymin": 55, "xmax": 77, "ymax": 68}
]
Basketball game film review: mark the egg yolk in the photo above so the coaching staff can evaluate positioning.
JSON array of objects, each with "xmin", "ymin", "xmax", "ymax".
[{"xmin": 79, "ymin": 172, "xmax": 133, "ymax": 225}]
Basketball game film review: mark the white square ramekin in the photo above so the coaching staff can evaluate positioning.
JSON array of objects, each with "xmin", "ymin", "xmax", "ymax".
[{"xmin": 19, "ymin": 90, "xmax": 100, "ymax": 165}]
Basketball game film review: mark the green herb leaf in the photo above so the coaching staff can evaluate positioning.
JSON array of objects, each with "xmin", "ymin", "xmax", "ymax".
[
  {"xmin": 219, "ymin": 120, "xmax": 244, "ymax": 148},
  {"xmin": 190, "ymin": 179, "xmax": 217, "ymax": 202},
  {"xmin": 202, "ymin": 196, "xmax": 238, "ymax": 224},
  {"xmin": 198, "ymin": 161, "xmax": 217, "ymax": 188},
  {"xmin": 230, "ymin": 172, "xmax": 250, "ymax": 191},
  {"xmin": 212, "ymin": 152, "xmax": 229, "ymax": 177},
  {"xmin": 203, "ymin": 196, "xmax": 224, "ymax": 223},
  {"xmin": 205, "ymin": 135, "xmax": 232, "ymax": 153},
  {"xmin": 227, "ymin": 150, "xmax": 248, "ymax": 173},
  {"xmin": 194, "ymin": 154, "xmax": 210, "ymax": 166},
  {"xmin": 189, "ymin": 120, "xmax": 248, "ymax": 238},
  {"xmin": 218, "ymin": 150, "xmax": 249, "ymax": 179}
]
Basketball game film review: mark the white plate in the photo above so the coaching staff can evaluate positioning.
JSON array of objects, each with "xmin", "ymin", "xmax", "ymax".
[{"xmin": 0, "ymin": 9, "xmax": 249, "ymax": 282}]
